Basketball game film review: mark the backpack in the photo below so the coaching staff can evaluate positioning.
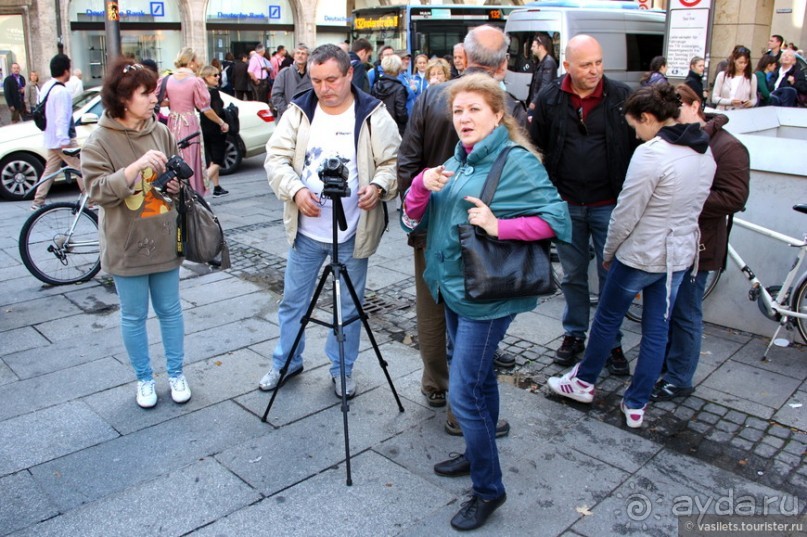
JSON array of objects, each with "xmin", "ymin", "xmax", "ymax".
[
  {"xmin": 222, "ymin": 102, "xmax": 239, "ymax": 136},
  {"xmin": 32, "ymin": 82, "xmax": 64, "ymax": 131}
]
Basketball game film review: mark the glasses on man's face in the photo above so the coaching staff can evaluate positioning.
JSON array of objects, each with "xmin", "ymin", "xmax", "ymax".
[
  {"xmin": 577, "ymin": 107, "xmax": 588, "ymax": 136},
  {"xmin": 122, "ymin": 63, "xmax": 144, "ymax": 75}
]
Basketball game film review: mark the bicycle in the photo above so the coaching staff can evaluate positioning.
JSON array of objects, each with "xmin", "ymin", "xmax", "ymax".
[
  {"xmin": 18, "ymin": 151, "xmax": 101, "ymax": 285},
  {"xmin": 723, "ymin": 208, "xmax": 807, "ymax": 359},
  {"xmin": 623, "ymin": 207, "xmax": 807, "ymax": 359}
]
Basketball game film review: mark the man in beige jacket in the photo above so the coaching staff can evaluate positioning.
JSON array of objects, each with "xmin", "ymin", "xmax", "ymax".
[{"xmin": 259, "ymin": 44, "xmax": 399, "ymax": 399}]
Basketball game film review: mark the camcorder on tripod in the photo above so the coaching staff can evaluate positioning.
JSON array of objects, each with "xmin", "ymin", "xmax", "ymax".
[{"xmin": 261, "ymin": 153, "xmax": 404, "ymax": 486}]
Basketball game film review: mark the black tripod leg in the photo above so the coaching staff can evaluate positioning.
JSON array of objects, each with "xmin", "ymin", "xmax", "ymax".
[
  {"xmin": 341, "ymin": 269, "xmax": 405, "ymax": 412},
  {"xmin": 261, "ymin": 265, "xmax": 334, "ymax": 422},
  {"xmin": 331, "ymin": 264, "xmax": 353, "ymax": 486}
]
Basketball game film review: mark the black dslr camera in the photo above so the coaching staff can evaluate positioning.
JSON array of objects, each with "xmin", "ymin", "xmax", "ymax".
[
  {"xmin": 318, "ymin": 156, "xmax": 350, "ymax": 198},
  {"xmin": 151, "ymin": 155, "xmax": 194, "ymax": 193}
]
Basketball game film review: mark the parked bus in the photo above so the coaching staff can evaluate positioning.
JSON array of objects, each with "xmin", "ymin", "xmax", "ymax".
[
  {"xmin": 505, "ymin": 1, "xmax": 666, "ymax": 102},
  {"xmin": 351, "ymin": 4, "xmax": 520, "ymax": 61}
]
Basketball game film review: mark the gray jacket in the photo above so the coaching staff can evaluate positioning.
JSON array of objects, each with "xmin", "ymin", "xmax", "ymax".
[
  {"xmin": 270, "ymin": 66, "xmax": 312, "ymax": 119},
  {"xmin": 605, "ymin": 135, "xmax": 715, "ymax": 274}
]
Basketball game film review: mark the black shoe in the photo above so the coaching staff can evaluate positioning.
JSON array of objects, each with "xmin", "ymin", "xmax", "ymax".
[
  {"xmin": 434, "ymin": 453, "xmax": 471, "ymax": 477},
  {"xmin": 493, "ymin": 349, "xmax": 516, "ymax": 369},
  {"xmin": 605, "ymin": 346, "xmax": 631, "ymax": 377},
  {"xmin": 554, "ymin": 335, "xmax": 585, "ymax": 366},
  {"xmin": 213, "ymin": 186, "xmax": 229, "ymax": 197},
  {"xmin": 445, "ymin": 419, "xmax": 510, "ymax": 438},
  {"xmin": 651, "ymin": 380, "xmax": 694, "ymax": 401},
  {"xmin": 450, "ymin": 493, "xmax": 507, "ymax": 531}
]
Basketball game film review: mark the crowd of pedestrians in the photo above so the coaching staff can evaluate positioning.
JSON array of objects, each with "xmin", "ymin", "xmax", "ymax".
[{"xmin": 19, "ymin": 26, "xmax": 797, "ymax": 532}]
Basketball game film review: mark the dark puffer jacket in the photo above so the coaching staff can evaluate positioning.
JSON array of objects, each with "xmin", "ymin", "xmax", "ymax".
[
  {"xmin": 371, "ymin": 76, "xmax": 408, "ymax": 136},
  {"xmin": 698, "ymin": 114, "xmax": 750, "ymax": 272}
]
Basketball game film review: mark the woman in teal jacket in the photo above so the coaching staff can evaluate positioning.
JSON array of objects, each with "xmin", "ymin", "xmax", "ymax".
[{"xmin": 402, "ymin": 74, "xmax": 570, "ymax": 531}]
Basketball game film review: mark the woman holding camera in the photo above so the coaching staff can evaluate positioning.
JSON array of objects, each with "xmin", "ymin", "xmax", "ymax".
[
  {"xmin": 82, "ymin": 57, "xmax": 190, "ymax": 409},
  {"xmin": 402, "ymin": 74, "xmax": 570, "ymax": 531}
]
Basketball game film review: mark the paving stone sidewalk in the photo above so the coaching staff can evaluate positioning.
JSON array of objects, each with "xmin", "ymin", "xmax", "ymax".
[{"xmin": 1, "ymin": 159, "xmax": 805, "ymax": 536}]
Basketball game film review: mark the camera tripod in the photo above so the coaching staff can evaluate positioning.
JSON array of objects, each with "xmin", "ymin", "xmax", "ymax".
[{"xmin": 261, "ymin": 188, "xmax": 405, "ymax": 486}]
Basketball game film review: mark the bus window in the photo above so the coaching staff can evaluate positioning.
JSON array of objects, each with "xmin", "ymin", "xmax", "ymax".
[
  {"xmin": 626, "ymin": 33, "xmax": 664, "ymax": 71},
  {"xmin": 507, "ymin": 31, "xmax": 561, "ymax": 74}
]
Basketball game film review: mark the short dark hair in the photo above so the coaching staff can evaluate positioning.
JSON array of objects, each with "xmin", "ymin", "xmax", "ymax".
[
  {"xmin": 623, "ymin": 84, "xmax": 680, "ymax": 123},
  {"xmin": 101, "ymin": 57, "xmax": 157, "ymax": 119},
  {"xmin": 309, "ymin": 43, "xmax": 351, "ymax": 75},
  {"xmin": 771, "ymin": 34, "xmax": 784, "ymax": 46},
  {"xmin": 352, "ymin": 38, "xmax": 372, "ymax": 54},
  {"xmin": 50, "ymin": 54, "xmax": 71, "ymax": 78}
]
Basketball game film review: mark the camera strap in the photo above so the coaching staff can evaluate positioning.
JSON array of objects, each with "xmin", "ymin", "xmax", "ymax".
[{"xmin": 176, "ymin": 183, "xmax": 188, "ymax": 257}]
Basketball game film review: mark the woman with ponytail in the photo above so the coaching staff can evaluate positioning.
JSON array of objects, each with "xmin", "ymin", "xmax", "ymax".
[{"xmin": 548, "ymin": 84, "xmax": 717, "ymax": 429}]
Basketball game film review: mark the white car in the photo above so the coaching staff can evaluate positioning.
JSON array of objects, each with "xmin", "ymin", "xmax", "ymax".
[{"xmin": 0, "ymin": 88, "xmax": 275, "ymax": 200}]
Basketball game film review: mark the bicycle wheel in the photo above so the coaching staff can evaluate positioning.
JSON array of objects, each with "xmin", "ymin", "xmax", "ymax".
[
  {"xmin": 625, "ymin": 270, "xmax": 722, "ymax": 323},
  {"xmin": 702, "ymin": 270, "xmax": 722, "ymax": 301},
  {"xmin": 625, "ymin": 291, "xmax": 643, "ymax": 323},
  {"xmin": 19, "ymin": 202, "xmax": 101, "ymax": 285},
  {"xmin": 792, "ymin": 275, "xmax": 807, "ymax": 343}
]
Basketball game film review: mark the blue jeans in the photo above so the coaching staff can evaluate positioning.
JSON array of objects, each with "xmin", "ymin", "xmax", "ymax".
[
  {"xmin": 445, "ymin": 307, "xmax": 513, "ymax": 500},
  {"xmin": 273, "ymin": 233, "xmax": 368, "ymax": 378},
  {"xmin": 557, "ymin": 204, "xmax": 621, "ymax": 346},
  {"xmin": 576, "ymin": 259, "xmax": 685, "ymax": 409},
  {"xmin": 663, "ymin": 271, "xmax": 709, "ymax": 389},
  {"xmin": 113, "ymin": 268, "xmax": 184, "ymax": 381}
]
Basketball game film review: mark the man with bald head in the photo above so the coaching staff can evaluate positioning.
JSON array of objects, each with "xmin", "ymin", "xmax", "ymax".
[
  {"xmin": 397, "ymin": 24, "xmax": 526, "ymax": 443},
  {"xmin": 530, "ymin": 34, "xmax": 637, "ymax": 374}
]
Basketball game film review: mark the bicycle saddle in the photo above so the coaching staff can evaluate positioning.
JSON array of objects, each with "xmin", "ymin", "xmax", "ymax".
[
  {"xmin": 794, "ymin": 204, "xmax": 807, "ymax": 215},
  {"xmin": 64, "ymin": 147, "xmax": 81, "ymax": 157}
]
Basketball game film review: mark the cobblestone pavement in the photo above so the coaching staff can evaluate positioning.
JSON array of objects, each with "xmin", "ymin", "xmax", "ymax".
[
  {"xmin": 2, "ymin": 161, "xmax": 805, "ymax": 536},
  {"xmin": 222, "ymin": 212, "xmax": 807, "ymax": 501}
]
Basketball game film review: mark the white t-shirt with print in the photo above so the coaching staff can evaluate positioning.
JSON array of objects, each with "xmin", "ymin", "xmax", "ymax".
[{"xmin": 298, "ymin": 102, "xmax": 360, "ymax": 244}]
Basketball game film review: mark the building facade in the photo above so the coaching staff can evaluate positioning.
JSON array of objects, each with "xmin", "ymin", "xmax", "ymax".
[{"xmin": 0, "ymin": 0, "xmax": 349, "ymax": 87}]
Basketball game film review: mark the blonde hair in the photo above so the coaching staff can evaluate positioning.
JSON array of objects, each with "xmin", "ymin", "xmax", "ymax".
[
  {"xmin": 448, "ymin": 74, "xmax": 540, "ymax": 160},
  {"xmin": 174, "ymin": 47, "xmax": 197, "ymax": 69},
  {"xmin": 381, "ymin": 54, "xmax": 403, "ymax": 76},
  {"xmin": 425, "ymin": 58, "xmax": 451, "ymax": 81},
  {"xmin": 199, "ymin": 65, "xmax": 219, "ymax": 79}
]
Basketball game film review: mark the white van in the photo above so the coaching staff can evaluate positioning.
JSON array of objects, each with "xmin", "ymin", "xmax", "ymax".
[{"xmin": 504, "ymin": 1, "xmax": 666, "ymax": 102}]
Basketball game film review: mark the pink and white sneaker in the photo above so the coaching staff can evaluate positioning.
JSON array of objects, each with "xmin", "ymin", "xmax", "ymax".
[
  {"xmin": 547, "ymin": 364, "xmax": 595, "ymax": 403},
  {"xmin": 620, "ymin": 401, "xmax": 646, "ymax": 428}
]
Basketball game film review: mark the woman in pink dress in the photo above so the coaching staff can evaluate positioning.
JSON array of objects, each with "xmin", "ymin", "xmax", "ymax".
[{"xmin": 160, "ymin": 48, "xmax": 229, "ymax": 196}]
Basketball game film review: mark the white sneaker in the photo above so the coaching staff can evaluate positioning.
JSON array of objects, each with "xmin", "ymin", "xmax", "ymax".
[
  {"xmin": 547, "ymin": 363, "xmax": 595, "ymax": 403},
  {"xmin": 258, "ymin": 365, "xmax": 303, "ymax": 391},
  {"xmin": 136, "ymin": 379, "xmax": 157, "ymax": 408},
  {"xmin": 169, "ymin": 374, "xmax": 192, "ymax": 404},
  {"xmin": 621, "ymin": 401, "xmax": 646, "ymax": 429},
  {"xmin": 332, "ymin": 375, "xmax": 357, "ymax": 399}
]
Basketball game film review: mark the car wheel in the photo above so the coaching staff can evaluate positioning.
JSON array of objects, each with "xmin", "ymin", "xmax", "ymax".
[
  {"xmin": 220, "ymin": 134, "xmax": 242, "ymax": 176},
  {"xmin": 0, "ymin": 153, "xmax": 45, "ymax": 201}
]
